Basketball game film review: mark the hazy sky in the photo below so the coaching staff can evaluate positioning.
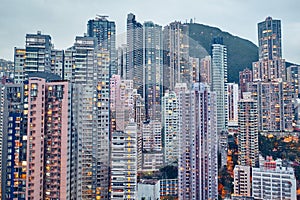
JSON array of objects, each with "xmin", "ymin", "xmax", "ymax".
[{"xmin": 0, "ymin": 0, "xmax": 299, "ymax": 63}]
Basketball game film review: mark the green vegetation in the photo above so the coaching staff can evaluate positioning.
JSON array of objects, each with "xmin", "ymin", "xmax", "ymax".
[
  {"xmin": 139, "ymin": 165, "xmax": 178, "ymax": 180},
  {"xmin": 259, "ymin": 134, "xmax": 300, "ymax": 188},
  {"xmin": 259, "ymin": 134, "xmax": 300, "ymax": 161},
  {"xmin": 159, "ymin": 165, "xmax": 178, "ymax": 179}
]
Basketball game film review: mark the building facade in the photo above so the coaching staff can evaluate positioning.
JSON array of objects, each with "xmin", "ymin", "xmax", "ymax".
[
  {"xmin": 233, "ymin": 165, "xmax": 251, "ymax": 197},
  {"xmin": 0, "ymin": 84, "xmax": 26, "ymax": 199},
  {"xmin": 238, "ymin": 92, "xmax": 259, "ymax": 167},
  {"xmin": 227, "ymin": 83, "xmax": 239, "ymax": 127},
  {"xmin": 162, "ymin": 91, "xmax": 179, "ymax": 166},
  {"xmin": 211, "ymin": 38, "xmax": 228, "ymax": 134},
  {"xmin": 252, "ymin": 159, "xmax": 297, "ymax": 200},
  {"xmin": 177, "ymin": 83, "xmax": 218, "ymax": 200},
  {"xmin": 143, "ymin": 21, "xmax": 163, "ymax": 121},
  {"xmin": 163, "ymin": 22, "xmax": 189, "ymax": 91},
  {"xmin": 25, "ymin": 75, "xmax": 70, "ymax": 200},
  {"xmin": 126, "ymin": 13, "xmax": 144, "ymax": 91},
  {"xmin": 110, "ymin": 122, "xmax": 138, "ymax": 199},
  {"xmin": 25, "ymin": 31, "xmax": 52, "ymax": 75},
  {"xmin": 87, "ymin": 15, "xmax": 117, "ymax": 75}
]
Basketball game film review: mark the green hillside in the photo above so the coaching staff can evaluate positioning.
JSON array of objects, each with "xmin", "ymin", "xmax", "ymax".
[{"xmin": 187, "ymin": 23, "xmax": 259, "ymax": 83}]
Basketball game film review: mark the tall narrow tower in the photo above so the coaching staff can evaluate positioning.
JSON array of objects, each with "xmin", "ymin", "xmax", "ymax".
[
  {"xmin": 126, "ymin": 13, "xmax": 144, "ymax": 91},
  {"xmin": 177, "ymin": 83, "xmax": 218, "ymax": 200},
  {"xmin": 87, "ymin": 15, "xmax": 117, "ymax": 75},
  {"xmin": 211, "ymin": 37, "xmax": 228, "ymax": 134},
  {"xmin": 238, "ymin": 92, "xmax": 259, "ymax": 167},
  {"xmin": 143, "ymin": 21, "xmax": 163, "ymax": 121}
]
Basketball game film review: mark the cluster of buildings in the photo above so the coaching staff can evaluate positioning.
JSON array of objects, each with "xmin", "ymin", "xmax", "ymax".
[
  {"xmin": 232, "ymin": 17, "xmax": 297, "ymax": 200},
  {"xmin": 0, "ymin": 13, "xmax": 298, "ymax": 199}
]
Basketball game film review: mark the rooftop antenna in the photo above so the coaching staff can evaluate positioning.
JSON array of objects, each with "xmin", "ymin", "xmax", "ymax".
[{"xmin": 96, "ymin": 15, "xmax": 109, "ymax": 20}]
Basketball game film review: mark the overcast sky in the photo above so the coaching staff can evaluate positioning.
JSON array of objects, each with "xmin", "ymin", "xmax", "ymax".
[{"xmin": 0, "ymin": 0, "xmax": 299, "ymax": 63}]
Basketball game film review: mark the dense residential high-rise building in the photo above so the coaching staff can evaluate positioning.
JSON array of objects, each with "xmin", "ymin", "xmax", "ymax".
[
  {"xmin": 25, "ymin": 31, "xmax": 53, "ymax": 75},
  {"xmin": 252, "ymin": 58, "xmax": 286, "ymax": 82},
  {"xmin": 14, "ymin": 32, "xmax": 75, "ymax": 83},
  {"xmin": 257, "ymin": 16, "xmax": 282, "ymax": 60},
  {"xmin": 142, "ymin": 121, "xmax": 163, "ymax": 171},
  {"xmin": 238, "ymin": 92, "xmax": 259, "ymax": 167},
  {"xmin": 211, "ymin": 37, "xmax": 228, "ymax": 134},
  {"xmin": 287, "ymin": 65, "xmax": 300, "ymax": 98},
  {"xmin": 87, "ymin": 15, "xmax": 117, "ymax": 75},
  {"xmin": 189, "ymin": 56, "xmax": 200, "ymax": 83},
  {"xmin": 253, "ymin": 17, "xmax": 286, "ymax": 82},
  {"xmin": 247, "ymin": 81, "xmax": 294, "ymax": 132},
  {"xmin": 0, "ymin": 83, "xmax": 26, "ymax": 199},
  {"xmin": 126, "ymin": 13, "xmax": 143, "ymax": 91},
  {"xmin": 249, "ymin": 17, "xmax": 293, "ymax": 134},
  {"xmin": 70, "ymin": 36, "xmax": 111, "ymax": 199},
  {"xmin": 13, "ymin": 48, "xmax": 26, "ymax": 84},
  {"xmin": 211, "ymin": 37, "xmax": 228, "ymax": 169},
  {"xmin": 142, "ymin": 120, "xmax": 162, "ymax": 152},
  {"xmin": 160, "ymin": 179, "xmax": 178, "ymax": 198},
  {"xmin": 287, "ymin": 65, "xmax": 300, "ymax": 129},
  {"xmin": 69, "ymin": 35, "xmax": 96, "ymax": 199},
  {"xmin": 163, "ymin": 22, "xmax": 189, "ymax": 91},
  {"xmin": 110, "ymin": 75, "xmax": 134, "ymax": 132},
  {"xmin": 50, "ymin": 49, "xmax": 74, "ymax": 80},
  {"xmin": 117, "ymin": 44, "xmax": 127, "ymax": 79},
  {"xmin": 252, "ymin": 158, "xmax": 297, "ymax": 200},
  {"xmin": 143, "ymin": 21, "xmax": 163, "ymax": 121},
  {"xmin": 253, "ymin": 17, "xmax": 285, "ymax": 81},
  {"xmin": 239, "ymin": 68, "xmax": 252, "ymax": 98},
  {"xmin": 110, "ymin": 122, "xmax": 138, "ymax": 199},
  {"xmin": 233, "ymin": 165, "xmax": 251, "ymax": 197},
  {"xmin": 177, "ymin": 83, "xmax": 218, "ymax": 200},
  {"xmin": 22, "ymin": 74, "xmax": 71, "ymax": 200},
  {"xmin": 227, "ymin": 83, "xmax": 239, "ymax": 127},
  {"xmin": 200, "ymin": 55, "xmax": 211, "ymax": 84},
  {"xmin": 0, "ymin": 59, "xmax": 14, "ymax": 80},
  {"xmin": 162, "ymin": 91, "xmax": 179, "ymax": 166}
]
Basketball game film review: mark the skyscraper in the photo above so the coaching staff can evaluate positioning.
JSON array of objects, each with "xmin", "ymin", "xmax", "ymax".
[
  {"xmin": 163, "ymin": 22, "xmax": 189, "ymax": 91},
  {"xmin": 211, "ymin": 37, "xmax": 228, "ymax": 134},
  {"xmin": 25, "ymin": 75, "xmax": 70, "ymax": 200},
  {"xmin": 238, "ymin": 92, "xmax": 259, "ymax": 167},
  {"xmin": 143, "ymin": 21, "xmax": 163, "ymax": 121},
  {"xmin": 247, "ymin": 81, "xmax": 293, "ymax": 132},
  {"xmin": 25, "ymin": 31, "xmax": 52, "ymax": 75},
  {"xmin": 257, "ymin": 16, "xmax": 282, "ymax": 60},
  {"xmin": 239, "ymin": 68, "xmax": 252, "ymax": 98},
  {"xmin": 110, "ymin": 74, "xmax": 134, "ymax": 132},
  {"xmin": 200, "ymin": 55, "xmax": 211, "ymax": 84},
  {"xmin": 0, "ymin": 83, "xmax": 26, "ymax": 199},
  {"xmin": 162, "ymin": 91, "xmax": 179, "ymax": 166},
  {"xmin": 250, "ymin": 17, "xmax": 293, "ymax": 133},
  {"xmin": 227, "ymin": 83, "xmax": 239, "ymax": 127},
  {"xmin": 110, "ymin": 122, "xmax": 138, "ymax": 199},
  {"xmin": 211, "ymin": 38, "xmax": 228, "ymax": 168},
  {"xmin": 13, "ymin": 48, "xmax": 26, "ymax": 84},
  {"xmin": 253, "ymin": 17, "xmax": 286, "ymax": 81},
  {"xmin": 87, "ymin": 15, "xmax": 117, "ymax": 75},
  {"xmin": 142, "ymin": 121, "xmax": 163, "ymax": 171},
  {"xmin": 177, "ymin": 83, "xmax": 218, "ymax": 200},
  {"xmin": 70, "ymin": 36, "xmax": 111, "ymax": 199},
  {"xmin": 126, "ymin": 13, "xmax": 143, "ymax": 91}
]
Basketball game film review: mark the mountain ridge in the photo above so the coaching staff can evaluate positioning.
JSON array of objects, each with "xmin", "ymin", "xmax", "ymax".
[{"xmin": 187, "ymin": 22, "xmax": 258, "ymax": 83}]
